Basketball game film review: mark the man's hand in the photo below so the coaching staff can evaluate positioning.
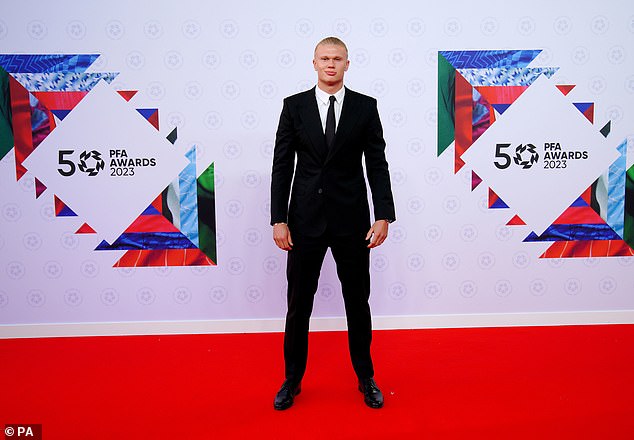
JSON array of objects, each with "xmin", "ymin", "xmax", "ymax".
[
  {"xmin": 366, "ymin": 220, "xmax": 389, "ymax": 248},
  {"xmin": 273, "ymin": 223, "xmax": 293, "ymax": 251}
]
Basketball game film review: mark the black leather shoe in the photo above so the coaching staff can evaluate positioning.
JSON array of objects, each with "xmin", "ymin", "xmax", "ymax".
[
  {"xmin": 358, "ymin": 378, "xmax": 384, "ymax": 409},
  {"xmin": 273, "ymin": 380, "xmax": 301, "ymax": 410}
]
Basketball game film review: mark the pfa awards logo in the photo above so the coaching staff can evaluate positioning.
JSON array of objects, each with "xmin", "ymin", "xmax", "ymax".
[
  {"xmin": 512, "ymin": 143, "xmax": 538, "ymax": 169},
  {"xmin": 494, "ymin": 143, "xmax": 539, "ymax": 170},
  {"xmin": 0, "ymin": 54, "xmax": 217, "ymax": 267},
  {"xmin": 60, "ymin": 149, "xmax": 106, "ymax": 176},
  {"xmin": 437, "ymin": 49, "xmax": 633, "ymax": 259}
]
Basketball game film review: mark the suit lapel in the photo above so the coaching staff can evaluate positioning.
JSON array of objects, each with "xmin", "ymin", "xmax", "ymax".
[
  {"xmin": 297, "ymin": 88, "xmax": 328, "ymax": 160},
  {"xmin": 326, "ymin": 87, "xmax": 361, "ymax": 164}
]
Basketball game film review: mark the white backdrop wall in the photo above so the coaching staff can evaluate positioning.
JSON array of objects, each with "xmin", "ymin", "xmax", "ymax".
[{"xmin": 1, "ymin": 0, "xmax": 633, "ymax": 336}]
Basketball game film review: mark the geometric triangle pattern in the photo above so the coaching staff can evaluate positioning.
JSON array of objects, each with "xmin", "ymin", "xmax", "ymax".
[
  {"xmin": 442, "ymin": 50, "xmax": 558, "ymax": 173},
  {"xmin": 96, "ymin": 140, "xmax": 217, "ymax": 266},
  {"xmin": 0, "ymin": 54, "xmax": 100, "ymax": 73},
  {"xmin": 471, "ymin": 170, "xmax": 483, "ymax": 191},
  {"xmin": 35, "ymin": 177, "xmax": 47, "ymax": 198},
  {"xmin": 0, "ymin": 53, "xmax": 217, "ymax": 268},
  {"xmin": 438, "ymin": 50, "xmax": 543, "ymax": 69},
  {"xmin": 113, "ymin": 248, "xmax": 215, "ymax": 267},
  {"xmin": 507, "ymin": 215, "xmax": 526, "ymax": 226},
  {"xmin": 532, "ymin": 140, "xmax": 633, "ymax": 258},
  {"xmin": 556, "ymin": 84, "xmax": 576, "ymax": 96},
  {"xmin": 491, "ymin": 103, "xmax": 512, "ymax": 115},
  {"xmin": 600, "ymin": 121, "xmax": 611, "ymax": 138},
  {"xmin": 573, "ymin": 102, "xmax": 594, "ymax": 123},
  {"xmin": 1, "ymin": 54, "xmax": 119, "ymax": 180},
  {"xmin": 539, "ymin": 239, "xmax": 634, "ymax": 258},
  {"xmin": 51, "ymin": 109, "xmax": 72, "ymax": 120},
  {"xmin": 437, "ymin": 49, "xmax": 629, "ymax": 259},
  {"xmin": 76, "ymin": 223, "xmax": 96, "ymax": 234},
  {"xmin": 54, "ymin": 195, "xmax": 78, "ymax": 217},
  {"xmin": 489, "ymin": 188, "xmax": 509, "ymax": 209},
  {"xmin": 117, "ymin": 90, "xmax": 138, "ymax": 102},
  {"xmin": 137, "ymin": 109, "xmax": 159, "ymax": 130}
]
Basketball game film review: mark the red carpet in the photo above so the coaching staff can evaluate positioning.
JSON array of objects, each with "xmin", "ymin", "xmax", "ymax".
[{"xmin": 1, "ymin": 325, "xmax": 633, "ymax": 439}]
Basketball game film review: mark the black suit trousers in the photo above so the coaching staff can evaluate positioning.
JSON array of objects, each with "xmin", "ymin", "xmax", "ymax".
[{"xmin": 284, "ymin": 231, "xmax": 374, "ymax": 383}]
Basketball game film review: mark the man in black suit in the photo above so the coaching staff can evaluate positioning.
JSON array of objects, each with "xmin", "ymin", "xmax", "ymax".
[{"xmin": 270, "ymin": 37, "xmax": 395, "ymax": 410}]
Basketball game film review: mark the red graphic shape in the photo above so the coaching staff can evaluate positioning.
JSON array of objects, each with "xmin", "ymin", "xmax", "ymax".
[
  {"xmin": 55, "ymin": 195, "xmax": 67, "ymax": 215},
  {"xmin": 488, "ymin": 188, "xmax": 509, "ymax": 209},
  {"xmin": 123, "ymin": 214, "xmax": 181, "ymax": 234},
  {"xmin": 507, "ymin": 215, "xmax": 526, "ymax": 226},
  {"xmin": 551, "ymin": 206, "xmax": 605, "ymax": 225},
  {"xmin": 35, "ymin": 177, "xmax": 47, "ymax": 198},
  {"xmin": 541, "ymin": 240, "xmax": 634, "ymax": 258},
  {"xmin": 471, "ymin": 171, "xmax": 482, "ymax": 191},
  {"xmin": 114, "ymin": 249, "xmax": 215, "ymax": 267},
  {"xmin": 9, "ymin": 77, "xmax": 34, "ymax": 180},
  {"xmin": 76, "ymin": 223, "xmax": 96, "ymax": 234},
  {"xmin": 580, "ymin": 186, "xmax": 592, "ymax": 206},
  {"xmin": 454, "ymin": 72, "xmax": 472, "ymax": 173},
  {"xmin": 573, "ymin": 103, "xmax": 594, "ymax": 123},
  {"xmin": 556, "ymin": 85, "xmax": 576, "ymax": 96},
  {"xmin": 475, "ymin": 86, "xmax": 528, "ymax": 107},
  {"xmin": 147, "ymin": 109, "xmax": 159, "ymax": 130},
  {"xmin": 117, "ymin": 90, "xmax": 138, "ymax": 101},
  {"xmin": 31, "ymin": 91, "xmax": 88, "ymax": 111},
  {"xmin": 150, "ymin": 194, "xmax": 163, "ymax": 213}
]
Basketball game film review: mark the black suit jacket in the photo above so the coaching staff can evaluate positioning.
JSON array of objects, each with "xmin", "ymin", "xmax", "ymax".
[{"xmin": 271, "ymin": 87, "xmax": 395, "ymax": 237}]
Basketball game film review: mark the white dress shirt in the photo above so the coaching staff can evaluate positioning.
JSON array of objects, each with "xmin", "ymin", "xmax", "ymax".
[{"xmin": 315, "ymin": 85, "xmax": 345, "ymax": 133}]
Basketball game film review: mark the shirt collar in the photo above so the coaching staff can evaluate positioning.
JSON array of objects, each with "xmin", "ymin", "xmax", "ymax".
[{"xmin": 315, "ymin": 85, "xmax": 345, "ymax": 105}]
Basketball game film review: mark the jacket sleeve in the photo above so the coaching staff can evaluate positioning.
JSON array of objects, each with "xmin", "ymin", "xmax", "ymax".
[
  {"xmin": 363, "ymin": 99, "xmax": 396, "ymax": 223},
  {"xmin": 270, "ymin": 99, "xmax": 296, "ymax": 225}
]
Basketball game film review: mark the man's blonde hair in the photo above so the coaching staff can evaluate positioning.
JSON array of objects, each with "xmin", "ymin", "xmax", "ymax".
[{"xmin": 315, "ymin": 37, "xmax": 348, "ymax": 57}]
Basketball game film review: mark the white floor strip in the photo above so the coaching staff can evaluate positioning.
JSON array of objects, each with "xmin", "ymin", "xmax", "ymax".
[{"xmin": 1, "ymin": 310, "xmax": 633, "ymax": 339}]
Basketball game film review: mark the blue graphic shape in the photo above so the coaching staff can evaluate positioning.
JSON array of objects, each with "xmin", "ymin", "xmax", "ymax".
[
  {"xmin": 29, "ymin": 94, "xmax": 49, "ymax": 133},
  {"xmin": 523, "ymin": 224, "xmax": 621, "ymax": 242},
  {"xmin": 57, "ymin": 205, "xmax": 78, "ymax": 217},
  {"xmin": 137, "ymin": 109, "xmax": 157, "ymax": 120},
  {"xmin": 457, "ymin": 68, "xmax": 558, "ymax": 87},
  {"xmin": 178, "ymin": 147, "xmax": 199, "ymax": 247},
  {"xmin": 51, "ymin": 109, "xmax": 72, "ymax": 120},
  {"xmin": 472, "ymin": 89, "xmax": 488, "ymax": 125},
  {"xmin": 0, "ymin": 54, "xmax": 99, "ymax": 73},
  {"xmin": 490, "ymin": 197, "xmax": 509, "ymax": 209},
  {"xmin": 606, "ymin": 139, "xmax": 627, "ymax": 238},
  {"xmin": 96, "ymin": 232, "xmax": 197, "ymax": 251},
  {"xmin": 141, "ymin": 204, "xmax": 162, "ymax": 216},
  {"xmin": 570, "ymin": 195, "xmax": 589, "ymax": 207},
  {"xmin": 491, "ymin": 104, "xmax": 511, "ymax": 115},
  {"xmin": 11, "ymin": 72, "xmax": 118, "ymax": 92},
  {"xmin": 573, "ymin": 103, "xmax": 593, "ymax": 118},
  {"xmin": 439, "ymin": 50, "xmax": 542, "ymax": 69}
]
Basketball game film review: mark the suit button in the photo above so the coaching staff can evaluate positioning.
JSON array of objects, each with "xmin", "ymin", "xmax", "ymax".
[{"xmin": 317, "ymin": 188, "xmax": 323, "ymax": 194}]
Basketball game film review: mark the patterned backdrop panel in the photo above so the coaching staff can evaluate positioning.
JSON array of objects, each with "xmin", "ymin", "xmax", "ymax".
[{"xmin": 0, "ymin": 0, "xmax": 632, "ymax": 326}]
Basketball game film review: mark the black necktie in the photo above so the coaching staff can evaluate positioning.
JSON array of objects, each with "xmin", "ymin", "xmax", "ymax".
[{"xmin": 325, "ymin": 95, "xmax": 336, "ymax": 149}]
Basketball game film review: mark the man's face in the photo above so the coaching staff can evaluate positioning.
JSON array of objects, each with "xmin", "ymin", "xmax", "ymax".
[{"xmin": 313, "ymin": 44, "xmax": 349, "ymax": 88}]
